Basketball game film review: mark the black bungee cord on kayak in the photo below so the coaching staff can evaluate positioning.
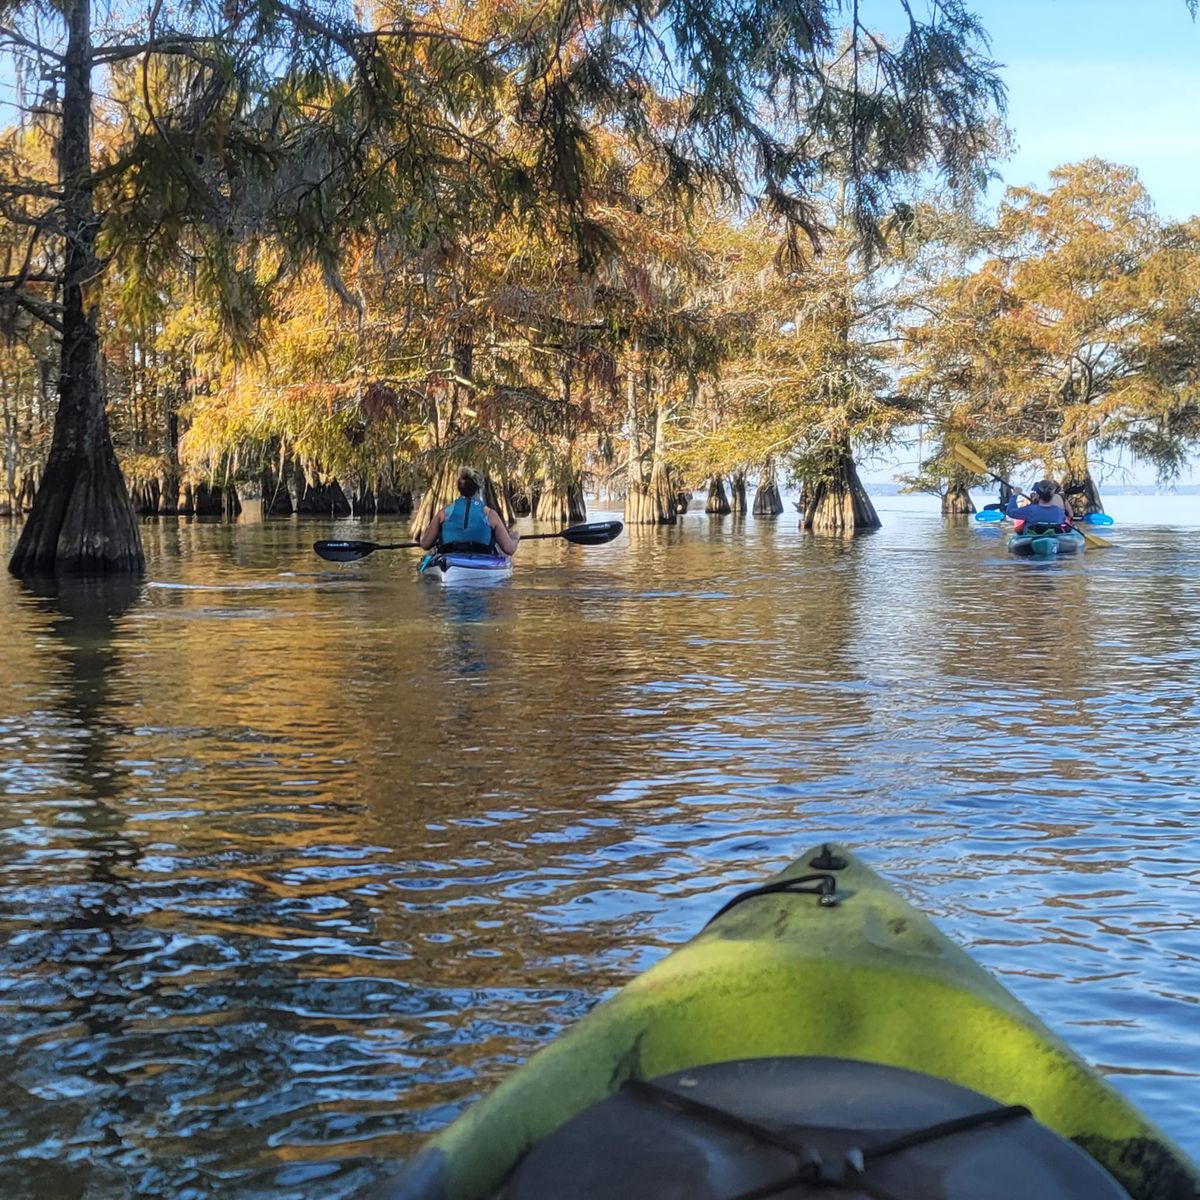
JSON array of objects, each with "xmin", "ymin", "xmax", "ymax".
[
  {"xmin": 619, "ymin": 1077, "xmax": 1031, "ymax": 1200},
  {"xmin": 704, "ymin": 844, "xmax": 848, "ymax": 925},
  {"xmin": 704, "ymin": 872, "xmax": 839, "ymax": 925}
]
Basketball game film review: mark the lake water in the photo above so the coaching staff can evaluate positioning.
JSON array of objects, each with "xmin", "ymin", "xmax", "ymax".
[{"xmin": 1, "ymin": 491, "xmax": 1198, "ymax": 1198}]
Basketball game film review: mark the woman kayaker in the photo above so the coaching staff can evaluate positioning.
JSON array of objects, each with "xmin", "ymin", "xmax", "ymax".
[
  {"xmin": 1005, "ymin": 480, "xmax": 1073, "ymax": 528},
  {"xmin": 419, "ymin": 468, "xmax": 520, "ymax": 556},
  {"xmin": 1042, "ymin": 480, "xmax": 1075, "ymax": 520}
]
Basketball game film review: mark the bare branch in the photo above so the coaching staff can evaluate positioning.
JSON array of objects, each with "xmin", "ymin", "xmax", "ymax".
[
  {"xmin": 91, "ymin": 35, "xmax": 215, "ymax": 65},
  {"xmin": 2, "ymin": 291, "xmax": 65, "ymax": 334},
  {"xmin": 0, "ymin": 181, "xmax": 64, "ymax": 200},
  {"xmin": 0, "ymin": 25, "xmax": 62, "ymax": 60}
]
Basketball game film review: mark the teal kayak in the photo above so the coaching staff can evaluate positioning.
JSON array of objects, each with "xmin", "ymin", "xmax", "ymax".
[
  {"xmin": 1008, "ymin": 524, "xmax": 1086, "ymax": 557},
  {"xmin": 378, "ymin": 844, "xmax": 1198, "ymax": 1200}
]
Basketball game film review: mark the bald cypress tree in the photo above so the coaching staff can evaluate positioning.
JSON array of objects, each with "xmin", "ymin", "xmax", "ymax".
[{"xmin": 1, "ymin": 0, "xmax": 1005, "ymax": 573}]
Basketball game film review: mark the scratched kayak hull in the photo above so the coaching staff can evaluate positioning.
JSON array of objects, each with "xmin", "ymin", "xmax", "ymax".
[{"xmin": 377, "ymin": 844, "xmax": 1197, "ymax": 1200}]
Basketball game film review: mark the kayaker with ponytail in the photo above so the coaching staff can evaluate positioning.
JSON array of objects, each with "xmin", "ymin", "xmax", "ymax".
[
  {"xmin": 419, "ymin": 468, "xmax": 520, "ymax": 556},
  {"xmin": 1042, "ymin": 479, "xmax": 1075, "ymax": 521},
  {"xmin": 1005, "ymin": 479, "xmax": 1073, "ymax": 529}
]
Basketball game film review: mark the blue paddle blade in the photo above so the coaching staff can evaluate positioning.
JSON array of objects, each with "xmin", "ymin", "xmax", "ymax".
[
  {"xmin": 1084, "ymin": 512, "xmax": 1114, "ymax": 525},
  {"xmin": 975, "ymin": 509, "xmax": 1005, "ymax": 522}
]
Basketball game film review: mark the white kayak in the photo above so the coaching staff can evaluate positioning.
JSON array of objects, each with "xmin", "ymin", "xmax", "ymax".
[{"xmin": 419, "ymin": 550, "xmax": 513, "ymax": 584}]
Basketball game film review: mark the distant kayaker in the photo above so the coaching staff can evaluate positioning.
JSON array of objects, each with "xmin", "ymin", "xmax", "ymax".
[
  {"xmin": 419, "ymin": 468, "xmax": 520, "ymax": 556},
  {"xmin": 1005, "ymin": 480, "xmax": 1073, "ymax": 527}
]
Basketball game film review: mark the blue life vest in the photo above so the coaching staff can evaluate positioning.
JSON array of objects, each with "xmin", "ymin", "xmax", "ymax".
[{"xmin": 441, "ymin": 496, "xmax": 493, "ymax": 550}]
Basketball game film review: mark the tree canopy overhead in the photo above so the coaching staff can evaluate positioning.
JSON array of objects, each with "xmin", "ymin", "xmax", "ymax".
[{"xmin": 1, "ymin": 0, "xmax": 1010, "ymax": 570}]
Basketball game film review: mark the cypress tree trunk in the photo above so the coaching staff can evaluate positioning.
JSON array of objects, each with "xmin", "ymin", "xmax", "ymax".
[
  {"xmin": 261, "ymin": 473, "xmax": 294, "ymax": 516},
  {"xmin": 295, "ymin": 467, "xmax": 350, "ymax": 516},
  {"xmin": 507, "ymin": 482, "xmax": 533, "ymax": 517},
  {"xmin": 624, "ymin": 465, "xmax": 676, "ymax": 523},
  {"xmin": 193, "ymin": 482, "xmax": 242, "ymax": 518},
  {"xmin": 752, "ymin": 456, "xmax": 784, "ymax": 515},
  {"xmin": 624, "ymin": 402, "xmax": 676, "ymax": 524},
  {"xmin": 2, "ymin": 389, "xmax": 17, "ymax": 515},
  {"xmin": 356, "ymin": 486, "xmax": 412, "ymax": 515},
  {"xmin": 159, "ymin": 385, "xmax": 182, "ymax": 515},
  {"xmin": 412, "ymin": 462, "xmax": 457, "ymax": 532},
  {"xmin": 537, "ymin": 369, "xmax": 589, "ymax": 524},
  {"xmin": 941, "ymin": 484, "xmax": 975, "ymax": 515},
  {"xmin": 1062, "ymin": 472, "xmax": 1104, "ymax": 517},
  {"xmin": 132, "ymin": 478, "xmax": 161, "ymax": 516},
  {"xmin": 730, "ymin": 470, "xmax": 747, "ymax": 515},
  {"xmin": 535, "ymin": 477, "xmax": 586, "ymax": 523},
  {"xmin": 1061, "ymin": 444, "xmax": 1104, "ymax": 517},
  {"xmin": 802, "ymin": 451, "xmax": 881, "ymax": 533},
  {"xmin": 705, "ymin": 476, "xmax": 731, "ymax": 514},
  {"xmin": 9, "ymin": 0, "xmax": 144, "ymax": 576},
  {"xmin": 483, "ymin": 474, "xmax": 513, "ymax": 524}
]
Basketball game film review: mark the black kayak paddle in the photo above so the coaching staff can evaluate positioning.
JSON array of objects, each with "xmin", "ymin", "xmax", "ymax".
[{"xmin": 314, "ymin": 520, "xmax": 624, "ymax": 563}]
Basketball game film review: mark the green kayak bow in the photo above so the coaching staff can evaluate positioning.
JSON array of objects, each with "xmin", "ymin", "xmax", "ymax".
[{"xmin": 377, "ymin": 844, "xmax": 1198, "ymax": 1200}]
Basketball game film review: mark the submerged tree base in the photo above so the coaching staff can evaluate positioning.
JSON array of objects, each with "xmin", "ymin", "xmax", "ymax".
[
  {"xmin": 624, "ymin": 463, "xmax": 676, "ymax": 524},
  {"xmin": 193, "ymin": 483, "xmax": 242, "ymax": 519},
  {"xmin": 1063, "ymin": 473, "xmax": 1105, "ymax": 517},
  {"xmin": 802, "ymin": 454, "xmax": 881, "ymax": 534},
  {"xmin": 730, "ymin": 471, "xmax": 748, "ymax": 515},
  {"xmin": 941, "ymin": 485, "xmax": 976, "ymax": 516},
  {"xmin": 9, "ymin": 450, "xmax": 144, "ymax": 577},
  {"xmin": 706, "ymin": 476, "xmax": 731, "ymax": 514},
  {"xmin": 752, "ymin": 458, "xmax": 783, "ymax": 516},
  {"xmin": 535, "ymin": 480, "xmax": 587, "ymax": 525}
]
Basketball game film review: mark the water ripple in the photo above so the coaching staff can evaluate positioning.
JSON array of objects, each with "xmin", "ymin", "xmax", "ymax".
[{"xmin": 0, "ymin": 507, "xmax": 1197, "ymax": 1197}]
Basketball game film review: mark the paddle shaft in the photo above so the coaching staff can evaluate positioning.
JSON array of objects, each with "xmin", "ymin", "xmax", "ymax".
[
  {"xmin": 313, "ymin": 520, "xmax": 623, "ymax": 562},
  {"xmin": 982, "ymin": 467, "xmax": 1028, "ymax": 500},
  {"xmin": 951, "ymin": 444, "xmax": 1111, "ymax": 547},
  {"xmin": 349, "ymin": 530, "xmax": 605, "ymax": 552}
]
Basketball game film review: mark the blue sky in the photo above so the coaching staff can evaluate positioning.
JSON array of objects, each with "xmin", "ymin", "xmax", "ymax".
[
  {"xmin": 972, "ymin": 0, "xmax": 1199, "ymax": 221},
  {"xmin": 863, "ymin": 1, "xmax": 1200, "ymax": 486}
]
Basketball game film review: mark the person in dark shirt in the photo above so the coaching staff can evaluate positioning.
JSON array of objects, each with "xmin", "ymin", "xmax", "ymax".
[{"xmin": 1006, "ymin": 480, "xmax": 1073, "ymax": 527}]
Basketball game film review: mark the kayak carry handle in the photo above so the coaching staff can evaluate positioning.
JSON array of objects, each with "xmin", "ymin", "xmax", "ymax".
[{"xmin": 809, "ymin": 845, "xmax": 848, "ymax": 870}]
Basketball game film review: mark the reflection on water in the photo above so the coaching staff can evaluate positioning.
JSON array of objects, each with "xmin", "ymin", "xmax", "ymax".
[{"xmin": 1, "ymin": 499, "xmax": 1199, "ymax": 1198}]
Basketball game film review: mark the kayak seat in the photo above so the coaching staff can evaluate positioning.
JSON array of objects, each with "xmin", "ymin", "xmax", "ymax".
[
  {"xmin": 439, "ymin": 540, "xmax": 495, "ymax": 555},
  {"xmin": 504, "ymin": 1057, "xmax": 1133, "ymax": 1199}
]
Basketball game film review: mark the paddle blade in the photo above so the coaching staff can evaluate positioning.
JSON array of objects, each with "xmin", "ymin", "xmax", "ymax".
[
  {"xmin": 949, "ymin": 442, "xmax": 990, "ymax": 476},
  {"xmin": 1075, "ymin": 526, "xmax": 1113, "ymax": 548},
  {"xmin": 313, "ymin": 539, "xmax": 381, "ymax": 562},
  {"xmin": 1084, "ymin": 512, "xmax": 1114, "ymax": 525},
  {"xmin": 974, "ymin": 509, "xmax": 1005, "ymax": 522},
  {"xmin": 559, "ymin": 520, "xmax": 624, "ymax": 545}
]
